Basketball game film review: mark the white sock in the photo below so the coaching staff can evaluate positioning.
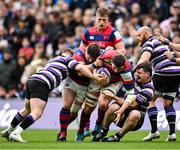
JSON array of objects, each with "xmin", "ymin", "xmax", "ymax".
[{"xmin": 13, "ymin": 126, "xmax": 24, "ymax": 134}]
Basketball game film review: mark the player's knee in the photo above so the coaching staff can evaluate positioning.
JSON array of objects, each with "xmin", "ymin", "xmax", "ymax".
[
  {"xmin": 98, "ymin": 100, "xmax": 109, "ymax": 110},
  {"xmin": 108, "ymin": 104, "xmax": 120, "ymax": 114},
  {"xmin": 63, "ymin": 100, "xmax": 74, "ymax": 109},
  {"xmin": 163, "ymin": 100, "xmax": 173, "ymax": 109},
  {"xmin": 31, "ymin": 111, "xmax": 43, "ymax": 120},
  {"xmin": 20, "ymin": 108, "xmax": 31, "ymax": 116},
  {"xmin": 128, "ymin": 111, "xmax": 141, "ymax": 122}
]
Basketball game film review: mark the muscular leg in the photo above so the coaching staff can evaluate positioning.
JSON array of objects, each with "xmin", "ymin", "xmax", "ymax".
[
  {"xmin": 143, "ymin": 94, "xmax": 160, "ymax": 141},
  {"xmin": 96, "ymin": 93, "xmax": 112, "ymax": 126},
  {"xmin": 0, "ymin": 99, "xmax": 31, "ymax": 139},
  {"xmin": 99, "ymin": 110, "xmax": 142, "ymax": 142},
  {"xmin": 76, "ymin": 90, "xmax": 99, "ymax": 141},
  {"xmin": 103, "ymin": 103, "xmax": 120, "ymax": 128},
  {"xmin": 146, "ymin": 94, "xmax": 159, "ymax": 133},
  {"xmin": 163, "ymin": 99, "xmax": 176, "ymax": 135},
  {"xmin": 58, "ymin": 88, "xmax": 76, "ymax": 140},
  {"xmin": 78, "ymin": 104, "xmax": 96, "ymax": 134},
  {"xmin": 17, "ymin": 98, "xmax": 46, "ymax": 132},
  {"xmin": 92, "ymin": 103, "xmax": 124, "ymax": 142},
  {"xmin": 8, "ymin": 98, "xmax": 47, "ymax": 142},
  {"xmin": 117, "ymin": 110, "xmax": 141, "ymax": 137}
]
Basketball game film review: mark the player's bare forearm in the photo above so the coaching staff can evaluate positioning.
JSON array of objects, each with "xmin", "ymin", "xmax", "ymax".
[
  {"xmin": 113, "ymin": 95, "xmax": 124, "ymax": 105},
  {"xmin": 76, "ymin": 64, "xmax": 94, "ymax": 79},
  {"xmin": 169, "ymin": 42, "xmax": 180, "ymax": 52}
]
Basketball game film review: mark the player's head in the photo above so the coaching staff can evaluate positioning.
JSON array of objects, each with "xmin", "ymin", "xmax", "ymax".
[
  {"xmin": 111, "ymin": 53, "xmax": 126, "ymax": 73},
  {"xmin": 134, "ymin": 61, "xmax": 152, "ymax": 83},
  {"xmin": 61, "ymin": 48, "xmax": 74, "ymax": 57},
  {"xmin": 95, "ymin": 7, "xmax": 109, "ymax": 31},
  {"xmin": 85, "ymin": 44, "xmax": 100, "ymax": 63},
  {"xmin": 136, "ymin": 26, "xmax": 153, "ymax": 46}
]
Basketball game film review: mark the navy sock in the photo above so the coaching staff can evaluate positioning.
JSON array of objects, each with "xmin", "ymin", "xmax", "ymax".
[
  {"xmin": 165, "ymin": 105, "xmax": 176, "ymax": 135},
  {"xmin": 59, "ymin": 108, "xmax": 70, "ymax": 133},
  {"xmin": 11, "ymin": 112, "xmax": 24, "ymax": 128},
  {"xmin": 147, "ymin": 107, "xmax": 158, "ymax": 133},
  {"xmin": 19, "ymin": 115, "xmax": 34, "ymax": 130}
]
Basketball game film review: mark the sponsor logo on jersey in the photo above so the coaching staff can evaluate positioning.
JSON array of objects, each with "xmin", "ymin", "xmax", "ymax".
[{"xmin": 90, "ymin": 36, "xmax": 94, "ymax": 40}]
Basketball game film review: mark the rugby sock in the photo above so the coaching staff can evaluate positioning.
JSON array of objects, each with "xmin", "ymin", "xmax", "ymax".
[
  {"xmin": 19, "ymin": 114, "xmax": 35, "ymax": 130},
  {"xmin": 147, "ymin": 107, "xmax": 158, "ymax": 133},
  {"xmin": 165, "ymin": 105, "xmax": 176, "ymax": 135},
  {"xmin": 59, "ymin": 108, "xmax": 71, "ymax": 134},
  {"xmin": 85, "ymin": 119, "xmax": 90, "ymax": 130},
  {"xmin": 96, "ymin": 108, "xmax": 106, "ymax": 125},
  {"xmin": 11, "ymin": 112, "xmax": 24, "ymax": 128},
  {"xmin": 78, "ymin": 110, "xmax": 91, "ymax": 134}
]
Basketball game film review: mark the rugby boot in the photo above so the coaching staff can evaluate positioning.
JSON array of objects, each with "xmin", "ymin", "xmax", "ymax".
[
  {"xmin": 9, "ymin": 132, "xmax": 26, "ymax": 142},
  {"xmin": 165, "ymin": 133, "xmax": 176, "ymax": 142},
  {"xmin": 0, "ymin": 128, "xmax": 11, "ymax": 141},
  {"xmin": 76, "ymin": 132, "xmax": 84, "ymax": 142},
  {"xmin": 56, "ymin": 132, "xmax": 66, "ymax": 142},
  {"xmin": 91, "ymin": 124, "xmax": 102, "ymax": 136},
  {"xmin": 83, "ymin": 130, "xmax": 90, "ymax": 138},
  {"xmin": 142, "ymin": 131, "xmax": 160, "ymax": 141},
  {"xmin": 101, "ymin": 134, "xmax": 120, "ymax": 142},
  {"xmin": 92, "ymin": 128, "xmax": 108, "ymax": 142}
]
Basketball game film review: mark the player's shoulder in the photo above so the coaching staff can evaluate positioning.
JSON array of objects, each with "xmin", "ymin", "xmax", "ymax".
[
  {"xmin": 73, "ymin": 48, "xmax": 86, "ymax": 61},
  {"xmin": 123, "ymin": 60, "xmax": 133, "ymax": 72},
  {"xmin": 87, "ymin": 26, "xmax": 97, "ymax": 34}
]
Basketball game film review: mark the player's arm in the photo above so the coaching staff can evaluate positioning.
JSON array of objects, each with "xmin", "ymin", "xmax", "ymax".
[
  {"xmin": 156, "ymin": 32, "xmax": 180, "ymax": 52},
  {"xmin": 115, "ymin": 42, "xmax": 126, "ymax": 55},
  {"xmin": 137, "ymin": 51, "xmax": 151, "ymax": 65},
  {"xmin": 75, "ymin": 64, "xmax": 94, "ymax": 79},
  {"xmin": 102, "ymin": 90, "xmax": 124, "ymax": 105},
  {"xmin": 79, "ymin": 30, "xmax": 88, "ymax": 50},
  {"xmin": 113, "ymin": 30, "xmax": 126, "ymax": 55},
  {"xmin": 75, "ymin": 64, "xmax": 107, "ymax": 83},
  {"xmin": 169, "ymin": 42, "xmax": 180, "ymax": 52},
  {"xmin": 79, "ymin": 42, "xmax": 87, "ymax": 51},
  {"xmin": 164, "ymin": 51, "xmax": 180, "ymax": 65},
  {"xmin": 114, "ymin": 94, "xmax": 136, "ymax": 124}
]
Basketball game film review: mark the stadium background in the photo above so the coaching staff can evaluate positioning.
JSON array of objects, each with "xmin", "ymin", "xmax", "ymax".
[{"xmin": 0, "ymin": 0, "xmax": 180, "ymax": 149}]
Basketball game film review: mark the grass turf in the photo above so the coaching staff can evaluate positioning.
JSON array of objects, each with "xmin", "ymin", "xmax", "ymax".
[{"xmin": 0, "ymin": 129, "xmax": 180, "ymax": 149}]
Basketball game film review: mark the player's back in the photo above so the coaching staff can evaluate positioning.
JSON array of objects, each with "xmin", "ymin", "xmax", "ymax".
[
  {"xmin": 30, "ymin": 56, "xmax": 78, "ymax": 90},
  {"xmin": 142, "ymin": 36, "xmax": 180, "ymax": 76},
  {"xmin": 69, "ymin": 48, "xmax": 90, "ymax": 86}
]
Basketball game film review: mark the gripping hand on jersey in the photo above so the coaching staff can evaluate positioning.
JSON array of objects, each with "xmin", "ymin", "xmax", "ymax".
[
  {"xmin": 93, "ymin": 58, "xmax": 103, "ymax": 67},
  {"xmin": 93, "ymin": 69, "xmax": 109, "ymax": 86}
]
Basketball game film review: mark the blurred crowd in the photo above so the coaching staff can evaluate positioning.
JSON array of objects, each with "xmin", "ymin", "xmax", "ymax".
[{"xmin": 0, "ymin": 0, "xmax": 179, "ymax": 99}]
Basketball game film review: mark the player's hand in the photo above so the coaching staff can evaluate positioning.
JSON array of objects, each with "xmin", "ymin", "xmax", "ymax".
[
  {"xmin": 164, "ymin": 51, "xmax": 173, "ymax": 60},
  {"xmin": 99, "ymin": 75, "xmax": 109, "ymax": 86},
  {"xmin": 93, "ymin": 69, "xmax": 105, "ymax": 84},
  {"xmin": 102, "ymin": 90, "xmax": 114, "ymax": 98},
  {"xmin": 155, "ymin": 32, "xmax": 166, "ymax": 43},
  {"xmin": 93, "ymin": 70, "xmax": 109, "ymax": 86},
  {"xmin": 94, "ymin": 58, "xmax": 103, "ymax": 67},
  {"xmin": 114, "ymin": 109, "xmax": 123, "ymax": 125}
]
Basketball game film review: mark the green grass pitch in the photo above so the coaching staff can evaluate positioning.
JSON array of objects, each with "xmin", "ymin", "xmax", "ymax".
[{"xmin": 0, "ymin": 129, "xmax": 180, "ymax": 149}]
